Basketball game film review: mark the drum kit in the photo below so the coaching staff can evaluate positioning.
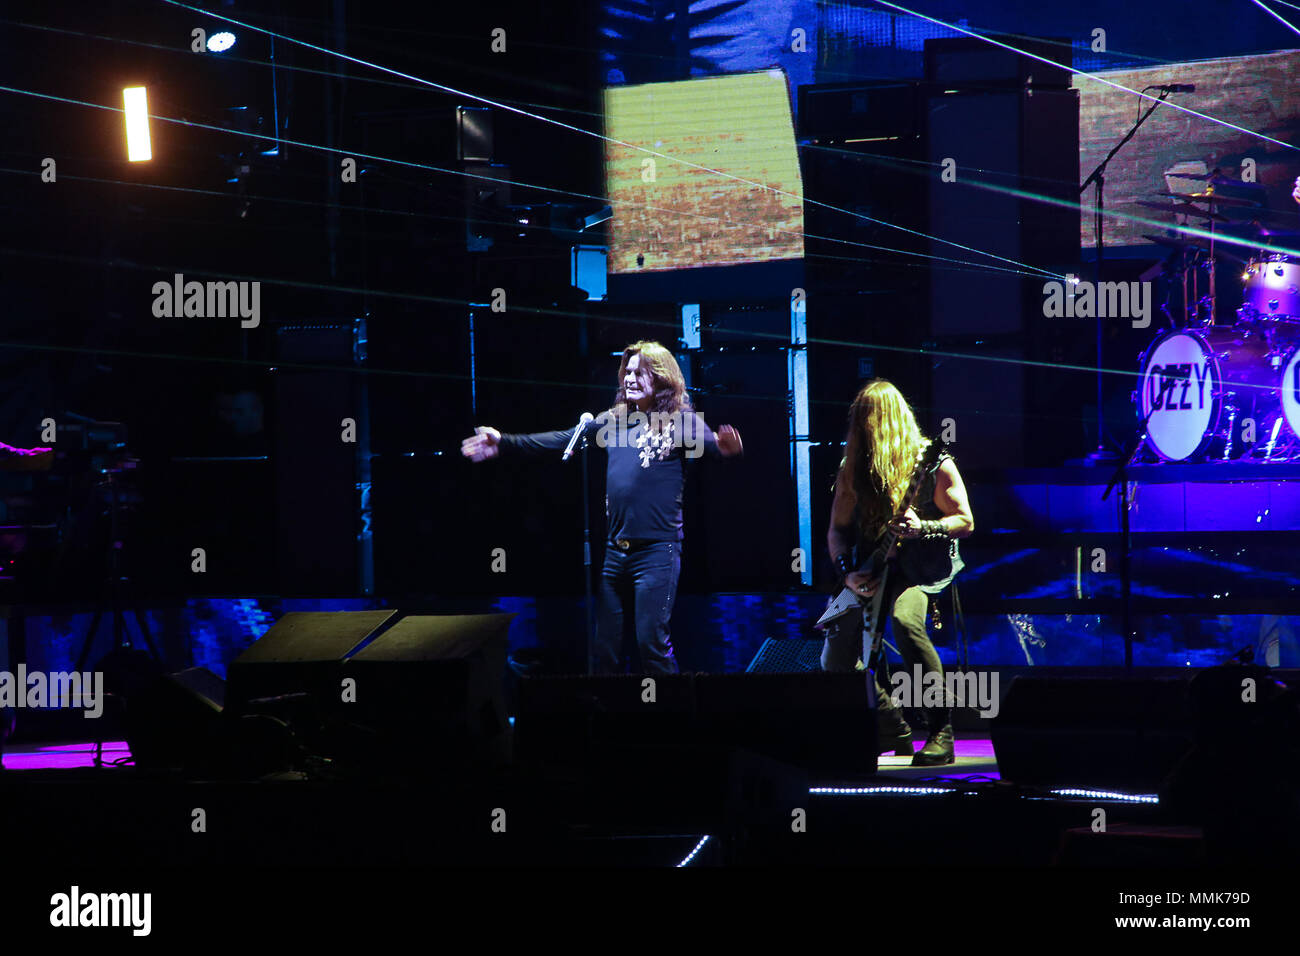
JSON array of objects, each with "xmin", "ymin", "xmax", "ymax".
[{"xmin": 1135, "ymin": 172, "xmax": 1300, "ymax": 462}]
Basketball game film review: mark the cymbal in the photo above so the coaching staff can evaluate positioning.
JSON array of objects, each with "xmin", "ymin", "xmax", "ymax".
[
  {"xmin": 1149, "ymin": 190, "xmax": 1259, "ymax": 207},
  {"xmin": 1134, "ymin": 199, "xmax": 1231, "ymax": 223},
  {"xmin": 1142, "ymin": 232, "xmax": 1209, "ymax": 250},
  {"xmin": 1141, "ymin": 233, "xmax": 1248, "ymax": 264},
  {"xmin": 1164, "ymin": 171, "xmax": 1266, "ymax": 189}
]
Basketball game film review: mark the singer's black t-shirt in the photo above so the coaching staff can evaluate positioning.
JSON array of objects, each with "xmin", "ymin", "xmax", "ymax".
[{"xmin": 498, "ymin": 409, "xmax": 724, "ymax": 542}]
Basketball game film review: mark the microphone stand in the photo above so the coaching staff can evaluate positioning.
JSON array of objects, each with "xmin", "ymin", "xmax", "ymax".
[
  {"xmin": 580, "ymin": 433, "xmax": 595, "ymax": 675},
  {"xmin": 560, "ymin": 415, "xmax": 596, "ymax": 673},
  {"xmin": 1102, "ymin": 377, "xmax": 1174, "ymax": 670},
  {"xmin": 1081, "ymin": 88, "xmax": 1172, "ymax": 464}
]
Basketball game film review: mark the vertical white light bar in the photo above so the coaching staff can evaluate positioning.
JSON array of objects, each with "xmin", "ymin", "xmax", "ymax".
[
  {"xmin": 123, "ymin": 86, "xmax": 152, "ymax": 162},
  {"xmin": 680, "ymin": 303, "xmax": 700, "ymax": 391},
  {"xmin": 681, "ymin": 304, "xmax": 701, "ymax": 348},
  {"xmin": 790, "ymin": 292, "xmax": 812, "ymax": 586}
]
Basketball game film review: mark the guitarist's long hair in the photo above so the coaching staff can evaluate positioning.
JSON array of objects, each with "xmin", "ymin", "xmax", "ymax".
[{"xmin": 839, "ymin": 379, "xmax": 929, "ymax": 537}]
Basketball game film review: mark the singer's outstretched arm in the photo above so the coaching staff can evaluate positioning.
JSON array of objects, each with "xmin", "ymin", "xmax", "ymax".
[{"xmin": 461, "ymin": 415, "xmax": 605, "ymax": 461}]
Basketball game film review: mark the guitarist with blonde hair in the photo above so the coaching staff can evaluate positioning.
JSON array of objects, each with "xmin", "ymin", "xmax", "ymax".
[{"xmin": 822, "ymin": 379, "xmax": 974, "ymax": 766}]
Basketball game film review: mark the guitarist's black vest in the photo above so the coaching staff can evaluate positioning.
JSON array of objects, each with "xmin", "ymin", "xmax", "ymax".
[{"xmin": 853, "ymin": 451, "xmax": 963, "ymax": 595}]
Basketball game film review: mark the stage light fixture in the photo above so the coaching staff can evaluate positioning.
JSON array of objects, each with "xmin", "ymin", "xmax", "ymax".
[
  {"xmin": 207, "ymin": 32, "xmax": 236, "ymax": 53},
  {"xmin": 122, "ymin": 86, "xmax": 152, "ymax": 162}
]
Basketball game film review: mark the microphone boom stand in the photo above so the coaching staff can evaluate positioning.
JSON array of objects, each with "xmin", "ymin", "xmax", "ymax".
[
  {"xmin": 580, "ymin": 436, "xmax": 595, "ymax": 675},
  {"xmin": 1102, "ymin": 378, "xmax": 1174, "ymax": 669},
  {"xmin": 1081, "ymin": 88, "xmax": 1172, "ymax": 463}
]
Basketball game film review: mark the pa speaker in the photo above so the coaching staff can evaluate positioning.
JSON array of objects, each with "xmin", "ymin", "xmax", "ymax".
[
  {"xmin": 334, "ymin": 613, "xmax": 515, "ymax": 775},
  {"xmin": 126, "ymin": 667, "xmax": 226, "ymax": 772},
  {"xmin": 924, "ymin": 36, "xmax": 1072, "ymax": 89},
  {"xmin": 127, "ymin": 667, "xmax": 302, "ymax": 778},
  {"xmin": 991, "ymin": 676, "xmax": 1195, "ymax": 790}
]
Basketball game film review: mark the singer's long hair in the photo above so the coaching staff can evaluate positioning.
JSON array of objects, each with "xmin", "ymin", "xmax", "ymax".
[
  {"xmin": 838, "ymin": 379, "xmax": 929, "ymax": 536},
  {"xmin": 612, "ymin": 341, "xmax": 692, "ymax": 427}
]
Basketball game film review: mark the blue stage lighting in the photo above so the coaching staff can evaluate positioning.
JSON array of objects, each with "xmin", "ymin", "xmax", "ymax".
[{"xmin": 207, "ymin": 32, "xmax": 236, "ymax": 53}]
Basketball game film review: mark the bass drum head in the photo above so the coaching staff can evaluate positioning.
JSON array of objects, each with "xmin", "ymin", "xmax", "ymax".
[
  {"xmin": 1138, "ymin": 330, "xmax": 1220, "ymax": 461},
  {"xmin": 1284, "ymin": 344, "xmax": 1300, "ymax": 442}
]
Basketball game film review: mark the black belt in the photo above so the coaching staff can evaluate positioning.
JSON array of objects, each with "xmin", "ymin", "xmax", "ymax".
[{"xmin": 611, "ymin": 537, "xmax": 666, "ymax": 551}]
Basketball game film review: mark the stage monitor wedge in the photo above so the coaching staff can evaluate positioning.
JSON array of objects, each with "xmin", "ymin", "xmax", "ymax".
[
  {"xmin": 234, "ymin": 610, "xmax": 397, "ymax": 664},
  {"xmin": 227, "ymin": 610, "xmax": 398, "ymax": 713}
]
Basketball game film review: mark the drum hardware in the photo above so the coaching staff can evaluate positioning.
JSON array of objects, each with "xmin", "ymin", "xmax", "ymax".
[
  {"xmin": 1129, "ymin": 163, "xmax": 1300, "ymax": 465},
  {"xmin": 1262, "ymin": 415, "xmax": 1287, "ymax": 460},
  {"xmin": 1143, "ymin": 232, "xmax": 1211, "ymax": 252},
  {"xmin": 1165, "ymin": 171, "xmax": 1267, "ymax": 190},
  {"xmin": 1135, "ymin": 327, "xmax": 1300, "ymax": 462},
  {"xmin": 1140, "ymin": 232, "xmax": 1213, "ymax": 326},
  {"xmin": 1134, "ymin": 199, "xmax": 1232, "ymax": 224},
  {"xmin": 1149, "ymin": 190, "xmax": 1260, "ymax": 208},
  {"xmin": 1219, "ymin": 404, "xmax": 1238, "ymax": 462}
]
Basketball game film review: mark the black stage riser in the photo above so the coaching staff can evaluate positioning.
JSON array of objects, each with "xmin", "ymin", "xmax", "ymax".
[{"xmin": 514, "ymin": 672, "xmax": 875, "ymax": 779}]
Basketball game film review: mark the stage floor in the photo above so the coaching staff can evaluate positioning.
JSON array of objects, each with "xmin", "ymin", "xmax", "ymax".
[
  {"xmin": 5, "ymin": 733, "xmax": 1289, "ymax": 868},
  {"xmin": 876, "ymin": 736, "xmax": 999, "ymax": 781},
  {"xmin": 1, "ymin": 736, "xmax": 1003, "ymax": 777}
]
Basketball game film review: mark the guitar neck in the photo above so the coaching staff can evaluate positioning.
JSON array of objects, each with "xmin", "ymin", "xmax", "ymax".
[{"xmin": 871, "ymin": 447, "xmax": 935, "ymax": 561}]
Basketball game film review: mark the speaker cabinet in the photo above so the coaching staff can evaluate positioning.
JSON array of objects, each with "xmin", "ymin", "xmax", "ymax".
[{"xmin": 991, "ymin": 675, "xmax": 1195, "ymax": 790}]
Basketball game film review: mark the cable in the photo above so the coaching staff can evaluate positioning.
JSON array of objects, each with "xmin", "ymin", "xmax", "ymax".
[{"xmin": 1250, "ymin": 0, "xmax": 1300, "ymax": 37}]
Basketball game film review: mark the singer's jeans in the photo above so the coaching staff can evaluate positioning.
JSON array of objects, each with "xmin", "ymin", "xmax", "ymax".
[{"xmin": 594, "ymin": 539, "xmax": 681, "ymax": 674}]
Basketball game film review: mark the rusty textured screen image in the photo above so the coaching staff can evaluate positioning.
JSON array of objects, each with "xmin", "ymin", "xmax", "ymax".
[
  {"xmin": 604, "ymin": 70, "xmax": 805, "ymax": 274},
  {"xmin": 1076, "ymin": 50, "xmax": 1300, "ymax": 251}
]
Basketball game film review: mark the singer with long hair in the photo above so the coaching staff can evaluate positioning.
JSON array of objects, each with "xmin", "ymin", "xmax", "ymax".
[{"xmin": 461, "ymin": 340, "xmax": 742, "ymax": 673}]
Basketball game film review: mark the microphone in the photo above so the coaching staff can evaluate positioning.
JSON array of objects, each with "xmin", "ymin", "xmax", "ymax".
[
  {"xmin": 1154, "ymin": 84, "xmax": 1195, "ymax": 93},
  {"xmin": 562, "ymin": 412, "xmax": 595, "ymax": 461}
]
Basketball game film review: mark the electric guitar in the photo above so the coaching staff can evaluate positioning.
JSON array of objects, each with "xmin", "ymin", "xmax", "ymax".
[{"xmin": 815, "ymin": 441, "xmax": 948, "ymax": 651}]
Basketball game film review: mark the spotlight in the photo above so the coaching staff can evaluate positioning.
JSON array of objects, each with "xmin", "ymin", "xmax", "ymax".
[
  {"xmin": 122, "ymin": 86, "xmax": 152, "ymax": 162},
  {"xmin": 207, "ymin": 32, "xmax": 236, "ymax": 53}
]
